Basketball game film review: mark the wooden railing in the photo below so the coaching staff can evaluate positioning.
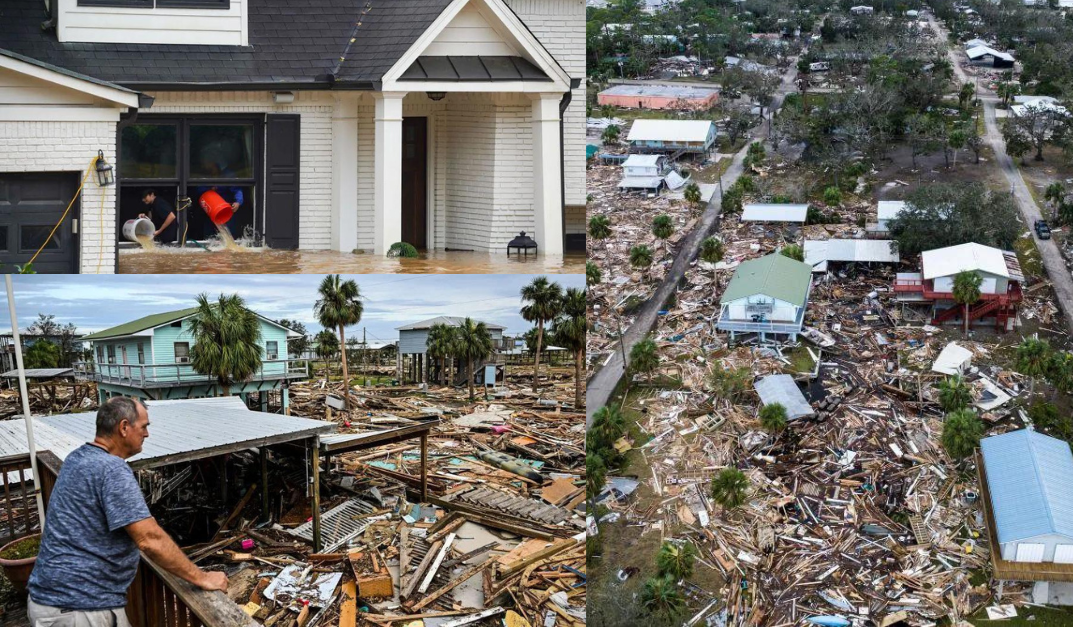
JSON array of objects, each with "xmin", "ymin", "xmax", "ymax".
[
  {"xmin": 73, "ymin": 359, "xmax": 308, "ymax": 387},
  {"xmin": 127, "ymin": 556, "xmax": 257, "ymax": 627},
  {"xmin": 0, "ymin": 453, "xmax": 42, "ymax": 546},
  {"xmin": 29, "ymin": 451, "xmax": 257, "ymax": 627},
  {"xmin": 893, "ymin": 278, "xmax": 1024, "ymax": 304}
]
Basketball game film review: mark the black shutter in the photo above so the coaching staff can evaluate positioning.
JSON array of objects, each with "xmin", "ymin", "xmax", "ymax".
[{"xmin": 264, "ymin": 115, "xmax": 300, "ymax": 250}]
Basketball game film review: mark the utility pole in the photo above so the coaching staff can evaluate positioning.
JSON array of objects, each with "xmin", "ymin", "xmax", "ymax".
[{"xmin": 362, "ymin": 327, "xmax": 368, "ymax": 387}]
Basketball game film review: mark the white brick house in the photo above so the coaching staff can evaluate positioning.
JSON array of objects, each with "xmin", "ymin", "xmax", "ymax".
[{"xmin": 0, "ymin": 0, "xmax": 584, "ymax": 272}]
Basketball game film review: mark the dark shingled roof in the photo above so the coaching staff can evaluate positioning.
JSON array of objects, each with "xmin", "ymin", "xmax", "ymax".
[{"xmin": 0, "ymin": 0, "xmax": 455, "ymax": 88}]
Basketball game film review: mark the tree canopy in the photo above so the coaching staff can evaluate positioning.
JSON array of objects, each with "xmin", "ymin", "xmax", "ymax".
[{"xmin": 888, "ymin": 183, "xmax": 1020, "ymax": 256}]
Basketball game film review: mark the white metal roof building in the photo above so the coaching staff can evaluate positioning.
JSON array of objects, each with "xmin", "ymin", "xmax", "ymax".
[
  {"xmin": 622, "ymin": 154, "xmax": 664, "ymax": 168},
  {"xmin": 627, "ymin": 119, "xmax": 716, "ymax": 143},
  {"xmin": 0, "ymin": 396, "xmax": 334, "ymax": 470},
  {"xmin": 921, "ymin": 243, "xmax": 1021, "ymax": 281},
  {"xmin": 754, "ymin": 374, "xmax": 815, "ymax": 420},
  {"xmin": 981, "ymin": 429, "xmax": 1073, "ymax": 563},
  {"xmin": 803, "ymin": 239, "xmax": 900, "ymax": 272},
  {"xmin": 741, "ymin": 203, "xmax": 809, "ymax": 223},
  {"xmin": 966, "ymin": 45, "xmax": 1015, "ymax": 65}
]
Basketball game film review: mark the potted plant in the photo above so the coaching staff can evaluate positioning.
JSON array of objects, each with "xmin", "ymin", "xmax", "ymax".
[{"xmin": 0, "ymin": 534, "xmax": 40, "ymax": 594}]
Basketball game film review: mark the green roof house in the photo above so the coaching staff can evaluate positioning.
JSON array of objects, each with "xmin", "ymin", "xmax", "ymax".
[
  {"xmin": 76, "ymin": 306, "xmax": 306, "ymax": 406},
  {"xmin": 717, "ymin": 252, "xmax": 813, "ymax": 342}
]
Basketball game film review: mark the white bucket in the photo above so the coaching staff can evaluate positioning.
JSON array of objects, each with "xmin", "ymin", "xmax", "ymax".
[{"xmin": 122, "ymin": 218, "xmax": 154, "ymax": 243}]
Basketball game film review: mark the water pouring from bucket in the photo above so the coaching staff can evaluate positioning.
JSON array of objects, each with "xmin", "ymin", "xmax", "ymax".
[
  {"xmin": 198, "ymin": 190, "xmax": 244, "ymax": 251},
  {"xmin": 122, "ymin": 218, "xmax": 156, "ymax": 250}
]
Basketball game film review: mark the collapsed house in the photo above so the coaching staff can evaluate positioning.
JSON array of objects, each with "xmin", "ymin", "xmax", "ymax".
[
  {"xmin": 966, "ymin": 45, "xmax": 1015, "ymax": 68},
  {"xmin": 803, "ymin": 239, "xmax": 900, "ymax": 273},
  {"xmin": 618, "ymin": 154, "xmax": 671, "ymax": 194},
  {"xmin": 716, "ymin": 252, "xmax": 813, "ymax": 342},
  {"xmin": 893, "ymin": 242, "xmax": 1024, "ymax": 331}
]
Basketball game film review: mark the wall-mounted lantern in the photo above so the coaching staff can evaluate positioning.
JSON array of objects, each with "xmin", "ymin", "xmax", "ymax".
[{"xmin": 95, "ymin": 150, "xmax": 114, "ymax": 187}]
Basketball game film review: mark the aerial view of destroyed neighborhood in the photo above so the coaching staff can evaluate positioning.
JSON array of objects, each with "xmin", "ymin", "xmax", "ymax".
[
  {"xmin": 586, "ymin": 0, "xmax": 1073, "ymax": 624},
  {"xmin": 0, "ymin": 274, "xmax": 585, "ymax": 626}
]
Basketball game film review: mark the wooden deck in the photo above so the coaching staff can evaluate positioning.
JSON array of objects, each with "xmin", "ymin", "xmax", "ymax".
[{"xmin": 976, "ymin": 451, "xmax": 1073, "ymax": 582}]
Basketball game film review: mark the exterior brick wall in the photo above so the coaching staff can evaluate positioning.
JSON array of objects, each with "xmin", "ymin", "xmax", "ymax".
[
  {"xmin": 148, "ymin": 91, "xmax": 335, "ymax": 250},
  {"xmin": 0, "ymin": 120, "xmax": 117, "ymax": 273}
]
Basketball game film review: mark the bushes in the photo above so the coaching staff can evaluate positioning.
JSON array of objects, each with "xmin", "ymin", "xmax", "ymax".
[{"xmin": 823, "ymin": 186, "xmax": 842, "ymax": 207}]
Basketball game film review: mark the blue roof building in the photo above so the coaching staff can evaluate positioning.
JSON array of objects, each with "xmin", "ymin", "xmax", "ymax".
[{"xmin": 981, "ymin": 429, "xmax": 1073, "ymax": 564}]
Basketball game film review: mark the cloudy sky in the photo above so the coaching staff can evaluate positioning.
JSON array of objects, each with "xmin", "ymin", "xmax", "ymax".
[{"xmin": 0, "ymin": 274, "xmax": 583, "ymax": 344}]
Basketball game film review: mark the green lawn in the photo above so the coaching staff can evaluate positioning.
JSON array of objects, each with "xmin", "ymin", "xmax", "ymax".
[{"xmin": 969, "ymin": 605, "xmax": 1073, "ymax": 627}]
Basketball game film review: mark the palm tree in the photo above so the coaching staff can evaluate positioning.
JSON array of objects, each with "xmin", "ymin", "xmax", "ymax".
[
  {"xmin": 700, "ymin": 236, "xmax": 725, "ymax": 289},
  {"xmin": 590, "ymin": 405, "xmax": 626, "ymax": 453},
  {"xmin": 551, "ymin": 287, "xmax": 586, "ymax": 409},
  {"xmin": 588, "ymin": 215, "xmax": 611, "ymax": 241},
  {"xmin": 314, "ymin": 329, "xmax": 339, "ymax": 380},
  {"xmin": 937, "ymin": 375, "xmax": 973, "ymax": 412},
  {"xmin": 314, "ymin": 275, "xmax": 364, "ymax": 409},
  {"xmin": 1046, "ymin": 182, "xmax": 1066, "ymax": 221},
  {"xmin": 657, "ymin": 541, "xmax": 697, "ymax": 581},
  {"xmin": 602, "ymin": 124, "xmax": 620, "ymax": 145},
  {"xmin": 639, "ymin": 575, "xmax": 685, "ymax": 621},
  {"xmin": 1016, "ymin": 337, "xmax": 1053, "ymax": 396},
  {"xmin": 1048, "ymin": 351, "xmax": 1073, "ymax": 400},
  {"xmin": 586, "ymin": 260, "xmax": 602, "ymax": 286},
  {"xmin": 586, "ymin": 452, "xmax": 607, "ymax": 504},
  {"xmin": 652, "ymin": 214, "xmax": 674, "ymax": 240},
  {"xmin": 952, "ymin": 271, "xmax": 982, "ymax": 336},
  {"xmin": 710, "ymin": 467, "xmax": 749, "ymax": 510},
  {"xmin": 426, "ymin": 323, "xmax": 456, "ymax": 387},
  {"xmin": 630, "ymin": 245, "xmax": 654, "ymax": 279},
  {"xmin": 520, "ymin": 277, "xmax": 563, "ymax": 395},
  {"xmin": 759, "ymin": 402, "xmax": 788, "ymax": 433},
  {"xmin": 779, "ymin": 244, "xmax": 804, "ymax": 262},
  {"xmin": 942, "ymin": 408, "xmax": 984, "ymax": 464},
  {"xmin": 188, "ymin": 293, "xmax": 263, "ymax": 397},
  {"xmin": 684, "ymin": 182, "xmax": 703, "ymax": 212},
  {"xmin": 629, "ymin": 336, "xmax": 659, "ymax": 383},
  {"xmin": 455, "ymin": 317, "xmax": 493, "ymax": 401}
]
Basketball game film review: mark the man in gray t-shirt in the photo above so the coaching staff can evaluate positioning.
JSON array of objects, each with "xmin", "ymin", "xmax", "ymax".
[{"xmin": 28, "ymin": 397, "xmax": 227, "ymax": 625}]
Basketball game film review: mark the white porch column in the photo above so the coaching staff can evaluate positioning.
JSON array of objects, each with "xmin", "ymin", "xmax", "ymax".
[
  {"xmin": 373, "ymin": 92, "xmax": 406, "ymax": 255},
  {"xmin": 530, "ymin": 93, "xmax": 564, "ymax": 255},
  {"xmin": 331, "ymin": 93, "xmax": 359, "ymax": 252}
]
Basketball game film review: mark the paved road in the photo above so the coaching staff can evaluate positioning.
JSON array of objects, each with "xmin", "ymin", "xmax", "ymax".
[
  {"xmin": 586, "ymin": 61, "xmax": 801, "ymax": 428},
  {"xmin": 930, "ymin": 14, "xmax": 1073, "ymax": 333}
]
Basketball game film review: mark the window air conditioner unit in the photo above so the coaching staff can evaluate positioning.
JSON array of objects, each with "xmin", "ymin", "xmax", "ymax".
[{"xmin": 177, "ymin": 357, "xmax": 190, "ymax": 364}]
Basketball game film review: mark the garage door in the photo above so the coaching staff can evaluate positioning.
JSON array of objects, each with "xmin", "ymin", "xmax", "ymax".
[
  {"xmin": 0, "ymin": 173, "xmax": 80, "ymax": 273},
  {"xmin": 1016, "ymin": 543, "xmax": 1046, "ymax": 563},
  {"xmin": 1055, "ymin": 545, "xmax": 1073, "ymax": 564}
]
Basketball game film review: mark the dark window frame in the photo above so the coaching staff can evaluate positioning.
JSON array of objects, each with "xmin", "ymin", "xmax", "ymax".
[
  {"xmin": 266, "ymin": 341, "xmax": 278, "ymax": 360},
  {"xmin": 77, "ymin": 0, "xmax": 152, "ymax": 7},
  {"xmin": 106, "ymin": 345, "xmax": 116, "ymax": 364},
  {"xmin": 137, "ymin": 342, "xmax": 145, "ymax": 365},
  {"xmin": 174, "ymin": 342, "xmax": 190, "ymax": 363},
  {"xmin": 78, "ymin": 0, "xmax": 229, "ymax": 8},
  {"xmin": 157, "ymin": 0, "xmax": 229, "ymax": 7}
]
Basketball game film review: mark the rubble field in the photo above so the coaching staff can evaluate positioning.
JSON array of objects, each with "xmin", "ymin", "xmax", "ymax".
[{"xmin": 591, "ymin": 217, "xmax": 1071, "ymax": 626}]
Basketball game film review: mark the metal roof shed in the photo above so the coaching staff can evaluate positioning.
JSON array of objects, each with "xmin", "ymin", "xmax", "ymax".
[
  {"xmin": 804, "ymin": 239, "xmax": 900, "ymax": 272},
  {"xmin": 741, "ymin": 203, "xmax": 809, "ymax": 223},
  {"xmin": 626, "ymin": 119, "xmax": 715, "ymax": 143},
  {"xmin": 754, "ymin": 374, "xmax": 814, "ymax": 420},
  {"xmin": 981, "ymin": 429, "xmax": 1073, "ymax": 563}
]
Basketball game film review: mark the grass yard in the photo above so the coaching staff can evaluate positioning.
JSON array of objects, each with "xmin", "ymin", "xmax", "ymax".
[{"xmin": 969, "ymin": 605, "xmax": 1073, "ymax": 627}]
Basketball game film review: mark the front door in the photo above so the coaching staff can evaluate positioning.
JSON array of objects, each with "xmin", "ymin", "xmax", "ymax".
[
  {"xmin": 401, "ymin": 117, "xmax": 428, "ymax": 250},
  {"xmin": 0, "ymin": 173, "xmax": 80, "ymax": 273}
]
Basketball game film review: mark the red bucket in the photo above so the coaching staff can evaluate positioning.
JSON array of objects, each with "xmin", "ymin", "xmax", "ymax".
[{"xmin": 198, "ymin": 190, "xmax": 234, "ymax": 225}]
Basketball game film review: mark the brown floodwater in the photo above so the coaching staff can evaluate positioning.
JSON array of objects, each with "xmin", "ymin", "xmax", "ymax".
[{"xmin": 117, "ymin": 246, "xmax": 585, "ymax": 274}]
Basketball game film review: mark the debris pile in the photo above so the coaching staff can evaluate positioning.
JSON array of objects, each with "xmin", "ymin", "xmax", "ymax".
[
  {"xmin": 597, "ymin": 238, "xmax": 1066, "ymax": 624},
  {"xmin": 189, "ymin": 377, "xmax": 587, "ymax": 626}
]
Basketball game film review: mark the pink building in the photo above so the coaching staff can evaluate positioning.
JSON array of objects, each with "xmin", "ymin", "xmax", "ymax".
[{"xmin": 597, "ymin": 84, "xmax": 719, "ymax": 110}]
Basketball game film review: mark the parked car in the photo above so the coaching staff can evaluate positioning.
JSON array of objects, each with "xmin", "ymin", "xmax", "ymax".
[{"xmin": 1035, "ymin": 219, "xmax": 1052, "ymax": 240}]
